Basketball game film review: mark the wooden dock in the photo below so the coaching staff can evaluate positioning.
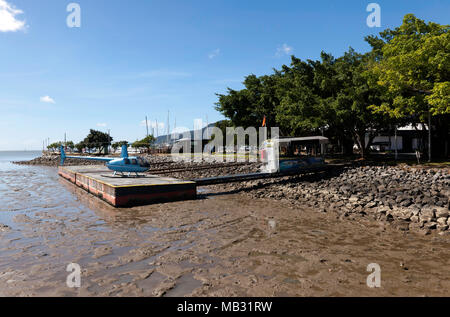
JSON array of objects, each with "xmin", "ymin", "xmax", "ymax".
[{"xmin": 58, "ymin": 166, "xmax": 197, "ymax": 207}]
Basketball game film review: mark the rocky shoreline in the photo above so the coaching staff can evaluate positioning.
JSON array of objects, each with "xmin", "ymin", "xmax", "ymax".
[
  {"xmin": 210, "ymin": 165, "xmax": 450, "ymax": 235},
  {"xmin": 13, "ymin": 154, "xmax": 101, "ymax": 166},
  {"xmin": 13, "ymin": 155, "xmax": 450, "ymax": 235}
]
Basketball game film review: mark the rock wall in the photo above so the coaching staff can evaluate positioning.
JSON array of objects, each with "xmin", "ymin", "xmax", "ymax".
[{"xmin": 223, "ymin": 165, "xmax": 450, "ymax": 235}]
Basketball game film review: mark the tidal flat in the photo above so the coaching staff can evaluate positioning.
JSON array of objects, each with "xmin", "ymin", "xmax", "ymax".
[{"xmin": 0, "ymin": 163, "xmax": 449, "ymax": 296}]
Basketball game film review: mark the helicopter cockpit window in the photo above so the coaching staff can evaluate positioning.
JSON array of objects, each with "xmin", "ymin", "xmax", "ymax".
[
  {"xmin": 124, "ymin": 158, "xmax": 130, "ymax": 165},
  {"xmin": 137, "ymin": 157, "xmax": 150, "ymax": 168},
  {"xmin": 131, "ymin": 159, "xmax": 137, "ymax": 165}
]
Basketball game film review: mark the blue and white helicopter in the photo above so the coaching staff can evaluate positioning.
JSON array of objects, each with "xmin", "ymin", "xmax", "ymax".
[{"xmin": 60, "ymin": 145, "xmax": 150, "ymax": 177}]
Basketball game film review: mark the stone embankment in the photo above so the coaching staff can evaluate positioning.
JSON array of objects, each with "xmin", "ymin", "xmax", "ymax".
[
  {"xmin": 216, "ymin": 165, "xmax": 449, "ymax": 235},
  {"xmin": 14, "ymin": 154, "xmax": 100, "ymax": 167}
]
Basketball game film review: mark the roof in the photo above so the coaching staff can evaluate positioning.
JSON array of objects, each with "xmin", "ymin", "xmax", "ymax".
[{"xmin": 275, "ymin": 136, "xmax": 329, "ymax": 144}]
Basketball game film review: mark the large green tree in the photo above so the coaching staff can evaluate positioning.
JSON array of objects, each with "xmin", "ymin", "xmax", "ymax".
[
  {"xmin": 132, "ymin": 135, "xmax": 156, "ymax": 153},
  {"xmin": 215, "ymin": 74, "xmax": 281, "ymax": 131},
  {"xmin": 366, "ymin": 14, "xmax": 450, "ymax": 157},
  {"xmin": 82, "ymin": 129, "xmax": 113, "ymax": 154}
]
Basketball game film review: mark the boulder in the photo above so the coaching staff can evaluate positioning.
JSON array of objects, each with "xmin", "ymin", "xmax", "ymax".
[
  {"xmin": 424, "ymin": 222, "xmax": 437, "ymax": 230},
  {"xmin": 420, "ymin": 208, "xmax": 436, "ymax": 222},
  {"xmin": 437, "ymin": 217, "xmax": 448, "ymax": 226},
  {"xmin": 435, "ymin": 208, "xmax": 449, "ymax": 218}
]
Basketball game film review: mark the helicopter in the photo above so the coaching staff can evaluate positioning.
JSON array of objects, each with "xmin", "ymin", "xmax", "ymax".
[{"xmin": 60, "ymin": 145, "xmax": 150, "ymax": 177}]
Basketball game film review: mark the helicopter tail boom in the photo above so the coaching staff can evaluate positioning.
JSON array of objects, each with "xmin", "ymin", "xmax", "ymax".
[{"xmin": 60, "ymin": 146, "xmax": 114, "ymax": 165}]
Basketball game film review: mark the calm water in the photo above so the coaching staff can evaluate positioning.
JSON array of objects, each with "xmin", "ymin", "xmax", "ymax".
[
  {"xmin": 0, "ymin": 151, "xmax": 42, "ymax": 171},
  {"xmin": 0, "ymin": 151, "xmax": 77, "ymax": 227}
]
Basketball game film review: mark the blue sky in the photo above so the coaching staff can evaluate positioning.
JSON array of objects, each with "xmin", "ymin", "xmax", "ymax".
[{"xmin": 0, "ymin": 0, "xmax": 449, "ymax": 150}]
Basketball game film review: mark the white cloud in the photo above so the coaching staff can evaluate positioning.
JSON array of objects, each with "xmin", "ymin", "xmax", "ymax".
[
  {"xmin": 40, "ymin": 95, "xmax": 55, "ymax": 104},
  {"xmin": 208, "ymin": 48, "xmax": 220, "ymax": 60},
  {"xmin": 275, "ymin": 44, "xmax": 293, "ymax": 57},
  {"xmin": 0, "ymin": 0, "xmax": 26, "ymax": 32},
  {"xmin": 96, "ymin": 123, "xmax": 107, "ymax": 127}
]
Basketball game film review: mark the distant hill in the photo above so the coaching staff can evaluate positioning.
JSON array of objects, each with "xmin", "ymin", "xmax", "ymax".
[{"xmin": 154, "ymin": 122, "xmax": 217, "ymax": 145}]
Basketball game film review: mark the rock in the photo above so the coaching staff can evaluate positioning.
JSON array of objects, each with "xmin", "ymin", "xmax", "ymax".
[
  {"xmin": 394, "ymin": 220, "xmax": 410, "ymax": 231},
  {"xmin": 435, "ymin": 208, "xmax": 449, "ymax": 218},
  {"xmin": 0, "ymin": 224, "xmax": 11, "ymax": 232},
  {"xmin": 424, "ymin": 222, "xmax": 437, "ymax": 230},
  {"xmin": 420, "ymin": 208, "xmax": 436, "ymax": 222},
  {"xmin": 437, "ymin": 225, "xmax": 449, "ymax": 232},
  {"xmin": 409, "ymin": 222, "xmax": 422, "ymax": 231},
  {"xmin": 365, "ymin": 201, "xmax": 377, "ymax": 209},
  {"xmin": 437, "ymin": 217, "xmax": 448, "ymax": 226},
  {"xmin": 409, "ymin": 206, "xmax": 421, "ymax": 216},
  {"xmin": 419, "ymin": 228, "xmax": 431, "ymax": 236}
]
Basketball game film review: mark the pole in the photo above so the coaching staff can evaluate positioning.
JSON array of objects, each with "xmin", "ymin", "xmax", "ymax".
[
  {"xmin": 206, "ymin": 114, "xmax": 209, "ymax": 139},
  {"xmin": 108, "ymin": 129, "xmax": 111, "ymax": 155},
  {"xmin": 428, "ymin": 111, "xmax": 432, "ymax": 162},
  {"xmin": 167, "ymin": 110, "xmax": 170, "ymax": 144},
  {"xmin": 395, "ymin": 125, "xmax": 398, "ymax": 161},
  {"xmin": 145, "ymin": 116, "xmax": 149, "ymax": 138}
]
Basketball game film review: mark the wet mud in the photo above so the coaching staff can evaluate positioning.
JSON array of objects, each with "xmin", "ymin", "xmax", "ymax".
[{"xmin": 0, "ymin": 165, "xmax": 449, "ymax": 297}]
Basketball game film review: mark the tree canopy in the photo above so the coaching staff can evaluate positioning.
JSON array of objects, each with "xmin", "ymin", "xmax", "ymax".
[
  {"xmin": 76, "ymin": 129, "xmax": 113, "ymax": 154},
  {"xmin": 132, "ymin": 135, "xmax": 156, "ymax": 152},
  {"xmin": 366, "ymin": 14, "xmax": 450, "ymax": 118},
  {"xmin": 215, "ymin": 14, "xmax": 449, "ymax": 158},
  {"xmin": 112, "ymin": 141, "xmax": 129, "ymax": 152}
]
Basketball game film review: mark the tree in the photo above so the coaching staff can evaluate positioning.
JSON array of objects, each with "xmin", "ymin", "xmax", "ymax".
[
  {"xmin": 274, "ymin": 56, "xmax": 328, "ymax": 136},
  {"xmin": 82, "ymin": 129, "xmax": 113, "ymax": 154},
  {"xmin": 366, "ymin": 14, "xmax": 450, "ymax": 157},
  {"xmin": 47, "ymin": 142, "xmax": 63, "ymax": 152},
  {"xmin": 216, "ymin": 52, "xmax": 396, "ymax": 158},
  {"xmin": 65, "ymin": 141, "xmax": 75, "ymax": 151},
  {"xmin": 329, "ymin": 50, "xmax": 396, "ymax": 157},
  {"xmin": 75, "ymin": 142, "xmax": 85, "ymax": 153},
  {"xmin": 112, "ymin": 141, "xmax": 129, "ymax": 152},
  {"xmin": 214, "ymin": 14, "xmax": 449, "ymax": 158},
  {"xmin": 132, "ymin": 135, "xmax": 155, "ymax": 153},
  {"xmin": 215, "ymin": 74, "xmax": 281, "ymax": 132}
]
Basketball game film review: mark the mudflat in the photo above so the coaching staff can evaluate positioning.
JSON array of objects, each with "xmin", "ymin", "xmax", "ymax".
[{"xmin": 1, "ymin": 176, "xmax": 449, "ymax": 297}]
